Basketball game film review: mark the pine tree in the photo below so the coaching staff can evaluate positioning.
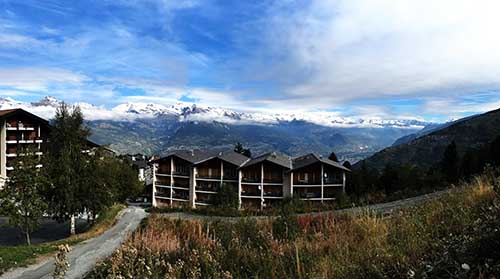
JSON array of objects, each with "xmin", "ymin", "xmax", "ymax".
[
  {"xmin": 0, "ymin": 146, "xmax": 48, "ymax": 245},
  {"xmin": 328, "ymin": 152, "xmax": 339, "ymax": 162},
  {"xmin": 441, "ymin": 141, "xmax": 459, "ymax": 184},
  {"xmin": 44, "ymin": 103, "xmax": 90, "ymax": 235},
  {"xmin": 491, "ymin": 135, "xmax": 500, "ymax": 166},
  {"xmin": 234, "ymin": 142, "xmax": 252, "ymax": 157}
]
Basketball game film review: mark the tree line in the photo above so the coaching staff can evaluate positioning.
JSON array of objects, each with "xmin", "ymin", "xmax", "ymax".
[
  {"xmin": 0, "ymin": 103, "xmax": 143, "ymax": 245},
  {"xmin": 347, "ymin": 135, "xmax": 500, "ymax": 202}
]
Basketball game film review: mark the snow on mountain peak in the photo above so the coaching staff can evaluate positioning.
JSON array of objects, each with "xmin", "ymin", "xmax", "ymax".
[{"xmin": 0, "ymin": 96, "xmax": 432, "ymax": 128}]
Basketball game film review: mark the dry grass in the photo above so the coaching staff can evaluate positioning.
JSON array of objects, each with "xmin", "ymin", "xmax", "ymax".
[{"xmin": 87, "ymin": 176, "xmax": 500, "ymax": 279}]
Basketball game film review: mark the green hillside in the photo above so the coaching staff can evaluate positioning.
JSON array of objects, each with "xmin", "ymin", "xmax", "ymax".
[{"xmin": 358, "ymin": 108, "xmax": 500, "ymax": 170}]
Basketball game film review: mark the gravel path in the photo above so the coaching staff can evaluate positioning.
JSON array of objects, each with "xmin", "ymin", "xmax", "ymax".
[{"xmin": 0, "ymin": 206, "xmax": 147, "ymax": 279}]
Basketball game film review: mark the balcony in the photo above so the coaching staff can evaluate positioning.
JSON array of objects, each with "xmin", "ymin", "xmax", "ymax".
[
  {"xmin": 263, "ymin": 191, "xmax": 283, "ymax": 198},
  {"xmin": 196, "ymin": 181, "xmax": 220, "ymax": 193},
  {"xmin": 172, "ymin": 190, "xmax": 189, "ymax": 200},
  {"xmin": 294, "ymin": 191, "xmax": 321, "ymax": 199}
]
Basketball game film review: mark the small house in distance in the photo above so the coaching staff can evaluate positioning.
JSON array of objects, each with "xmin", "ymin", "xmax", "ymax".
[{"xmin": 151, "ymin": 149, "xmax": 350, "ymax": 210}]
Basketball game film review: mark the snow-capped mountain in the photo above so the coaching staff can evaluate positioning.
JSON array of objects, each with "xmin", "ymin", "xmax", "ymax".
[{"xmin": 0, "ymin": 96, "xmax": 432, "ymax": 129}]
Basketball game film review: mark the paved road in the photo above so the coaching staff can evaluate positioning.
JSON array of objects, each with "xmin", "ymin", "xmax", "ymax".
[
  {"xmin": 161, "ymin": 188, "xmax": 455, "ymax": 222},
  {"xmin": 1, "ymin": 206, "xmax": 147, "ymax": 279}
]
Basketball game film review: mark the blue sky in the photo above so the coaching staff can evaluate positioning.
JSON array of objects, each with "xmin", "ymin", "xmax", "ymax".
[{"xmin": 1, "ymin": 0, "xmax": 500, "ymax": 122}]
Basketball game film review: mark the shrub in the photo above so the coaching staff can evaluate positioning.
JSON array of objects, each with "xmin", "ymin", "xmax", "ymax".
[
  {"xmin": 272, "ymin": 202, "xmax": 300, "ymax": 241},
  {"xmin": 213, "ymin": 183, "xmax": 239, "ymax": 209}
]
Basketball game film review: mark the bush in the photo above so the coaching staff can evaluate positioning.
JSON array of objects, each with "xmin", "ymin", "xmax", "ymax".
[
  {"xmin": 87, "ymin": 173, "xmax": 500, "ymax": 279},
  {"xmin": 272, "ymin": 202, "xmax": 300, "ymax": 241},
  {"xmin": 213, "ymin": 183, "xmax": 239, "ymax": 209}
]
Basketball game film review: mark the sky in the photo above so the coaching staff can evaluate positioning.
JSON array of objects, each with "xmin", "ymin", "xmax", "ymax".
[{"xmin": 1, "ymin": 0, "xmax": 500, "ymax": 122}]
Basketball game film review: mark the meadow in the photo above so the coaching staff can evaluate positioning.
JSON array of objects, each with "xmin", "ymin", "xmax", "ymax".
[{"xmin": 87, "ymin": 174, "xmax": 500, "ymax": 279}]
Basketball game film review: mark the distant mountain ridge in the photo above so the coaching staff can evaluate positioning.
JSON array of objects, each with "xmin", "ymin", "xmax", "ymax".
[
  {"xmin": 0, "ymin": 96, "xmax": 431, "ymax": 129},
  {"xmin": 0, "ymin": 96, "xmax": 436, "ymax": 162},
  {"xmin": 358, "ymin": 107, "xmax": 500, "ymax": 170}
]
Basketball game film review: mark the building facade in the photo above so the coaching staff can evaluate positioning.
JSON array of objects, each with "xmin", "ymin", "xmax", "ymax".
[
  {"xmin": 0, "ymin": 109, "xmax": 50, "ymax": 189},
  {"xmin": 152, "ymin": 150, "xmax": 350, "ymax": 209}
]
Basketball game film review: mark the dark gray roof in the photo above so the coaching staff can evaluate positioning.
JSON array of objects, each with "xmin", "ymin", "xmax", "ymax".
[
  {"xmin": 218, "ymin": 150, "xmax": 250, "ymax": 166},
  {"xmin": 153, "ymin": 149, "xmax": 249, "ymax": 167},
  {"xmin": 242, "ymin": 152, "xmax": 292, "ymax": 169},
  {"xmin": 162, "ymin": 149, "xmax": 217, "ymax": 164},
  {"xmin": 0, "ymin": 108, "xmax": 49, "ymax": 124},
  {"xmin": 292, "ymin": 153, "xmax": 351, "ymax": 172}
]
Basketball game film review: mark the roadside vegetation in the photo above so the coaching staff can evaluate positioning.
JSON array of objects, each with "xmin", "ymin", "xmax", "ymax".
[
  {"xmin": 0, "ymin": 204, "xmax": 125, "ymax": 275},
  {"xmin": 87, "ymin": 171, "xmax": 500, "ymax": 278},
  {"xmin": 0, "ymin": 103, "xmax": 143, "ymax": 274}
]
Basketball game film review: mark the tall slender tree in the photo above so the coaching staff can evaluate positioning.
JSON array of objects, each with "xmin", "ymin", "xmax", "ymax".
[
  {"xmin": 44, "ymin": 103, "xmax": 90, "ymax": 235},
  {"xmin": 234, "ymin": 142, "xmax": 252, "ymax": 157},
  {"xmin": 0, "ymin": 146, "xmax": 48, "ymax": 245},
  {"xmin": 441, "ymin": 141, "xmax": 459, "ymax": 184},
  {"xmin": 328, "ymin": 151, "xmax": 339, "ymax": 162}
]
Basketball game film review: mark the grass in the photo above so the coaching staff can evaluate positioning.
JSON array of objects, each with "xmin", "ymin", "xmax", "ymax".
[
  {"xmin": 86, "ymin": 174, "xmax": 500, "ymax": 279},
  {"xmin": 0, "ymin": 203, "xmax": 126, "ymax": 275}
]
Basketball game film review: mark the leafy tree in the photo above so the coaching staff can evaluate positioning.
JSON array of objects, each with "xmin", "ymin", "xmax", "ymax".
[
  {"xmin": 234, "ymin": 142, "xmax": 252, "ymax": 157},
  {"xmin": 0, "ymin": 146, "xmax": 48, "ymax": 245},
  {"xmin": 328, "ymin": 152, "xmax": 339, "ymax": 162},
  {"xmin": 83, "ymin": 149, "xmax": 143, "ymax": 221},
  {"xmin": 441, "ymin": 141, "xmax": 459, "ymax": 184},
  {"xmin": 44, "ymin": 103, "xmax": 90, "ymax": 235}
]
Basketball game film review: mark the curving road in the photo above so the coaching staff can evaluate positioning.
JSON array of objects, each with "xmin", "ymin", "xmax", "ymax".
[{"xmin": 0, "ymin": 206, "xmax": 147, "ymax": 279}]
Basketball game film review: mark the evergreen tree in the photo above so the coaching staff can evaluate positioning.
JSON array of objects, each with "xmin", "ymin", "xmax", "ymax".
[
  {"xmin": 342, "ymin": 161, "xmax": 353, "ymax": 195},
  {"xmin": 491, "ymin": 135, "xmax": 500, "ymax": 166},
  {"xmin": 234, "ymin": 142, "xmax": 252, "ymax": 157},
  {"xmin": 0, "ymin": 146, "xmax": 48, "ymax": 245},
  {"xmin": 441, "ymin": 141, "xmax": 459, "ymax": 184},
  {"xmin": 342, "ymin": 161, "xmax": 352, "ymax": 170},
  {"xmin": 44, "ymin": 103, "xmax": 90, "ymax": 235},
  {"xmin": 214, "ymin": 183, "xmax": 239, "ymax": 209},
  {"xmin": 328, "ymin": 152, "xmax": 339, "ymax": 162},
  {"xmin": 460, "ymin": 148, "xmax": 480, "ymax": 179},
  {"xmin": 379, "ymin": 164, "xmax": 399, "ymax": 194}
]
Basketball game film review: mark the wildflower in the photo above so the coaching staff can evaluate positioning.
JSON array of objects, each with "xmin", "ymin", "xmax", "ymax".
[{"xmin": 461, "ymin": 263, "xmax": 470, "ymax": 271}]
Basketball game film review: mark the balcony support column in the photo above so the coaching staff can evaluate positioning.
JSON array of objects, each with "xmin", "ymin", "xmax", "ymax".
[
  {"xmin": 260, "ymin": 163, "xmax": 264, "ymax": 210},
  {"xmin": 321, "ymin": 164, "xmax": 324, "ymax": 203},
  {"xmin": 190, "ymin": 167, "xmax": 197, "ymax": 209},
  {"xmin": 342, "ymin": 171, "xmax": 346, "ymax": 193},
  {"xmin": 238, "ymin": 170, "xmax": 242, "ymax": 210},
  {"xmin": 152, "ymin": 163, "xmax": 157, "ymax": 207},
  {"xmin": 0, "ymin": 120, "xmax": 6, "ymax": 189},
  {"xmin": 170, "ymin": 157, "xmax": 174, "ymax": 206},
  {"xmin": 220, "ymin": 160, "xmax": 224, "ymax": 189}
]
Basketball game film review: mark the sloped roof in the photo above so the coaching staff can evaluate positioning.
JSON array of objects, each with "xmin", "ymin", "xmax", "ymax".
[
  {"xmin": 0, "ymin": 108, "xmax": 49, "ymax": 124},
  {"xmin": 242, "ymin": 152, "xmax": 292, "ymax": 169},
  {"xmin": 154, "ymin": 149, "xmax": 217, "ymax": 164},
  {"xmin": 217, "ymin": 150, "xmax": 250, "ymax": 166},
  {"xmin": 293, "ymin": 153, "xmax": 351, "ymax": 172}
]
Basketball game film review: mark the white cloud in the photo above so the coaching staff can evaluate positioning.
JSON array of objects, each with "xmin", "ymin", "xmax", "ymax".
[
  {"xmin": 0, "ymin": 67, "xmax": 87, "ymax": 91},
  {"xmin": 255, "ymin": 0, "xmax": 500, "ymax": 105}
]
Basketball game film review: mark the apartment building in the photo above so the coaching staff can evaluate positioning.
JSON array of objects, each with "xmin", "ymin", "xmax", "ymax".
[
  {"xmin": 152, "ymin": 150, "xmax": 249, "ymax": 207},
  {"xmin": 0, "ymin": 109, "xmax": 49, "ymax": 189},
  {"xmin": 152, "ymin": 149, "xmax": 350, "ymax": 209}
]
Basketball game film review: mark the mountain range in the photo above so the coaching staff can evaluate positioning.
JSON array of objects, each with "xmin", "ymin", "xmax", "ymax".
[
  {"xmin": 358, "ymin": 107, "xmax": 500, "ymax": 170},
  {"xmin": 0, "ymin": 96, "xmax": 436, "ymax": 162}
]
